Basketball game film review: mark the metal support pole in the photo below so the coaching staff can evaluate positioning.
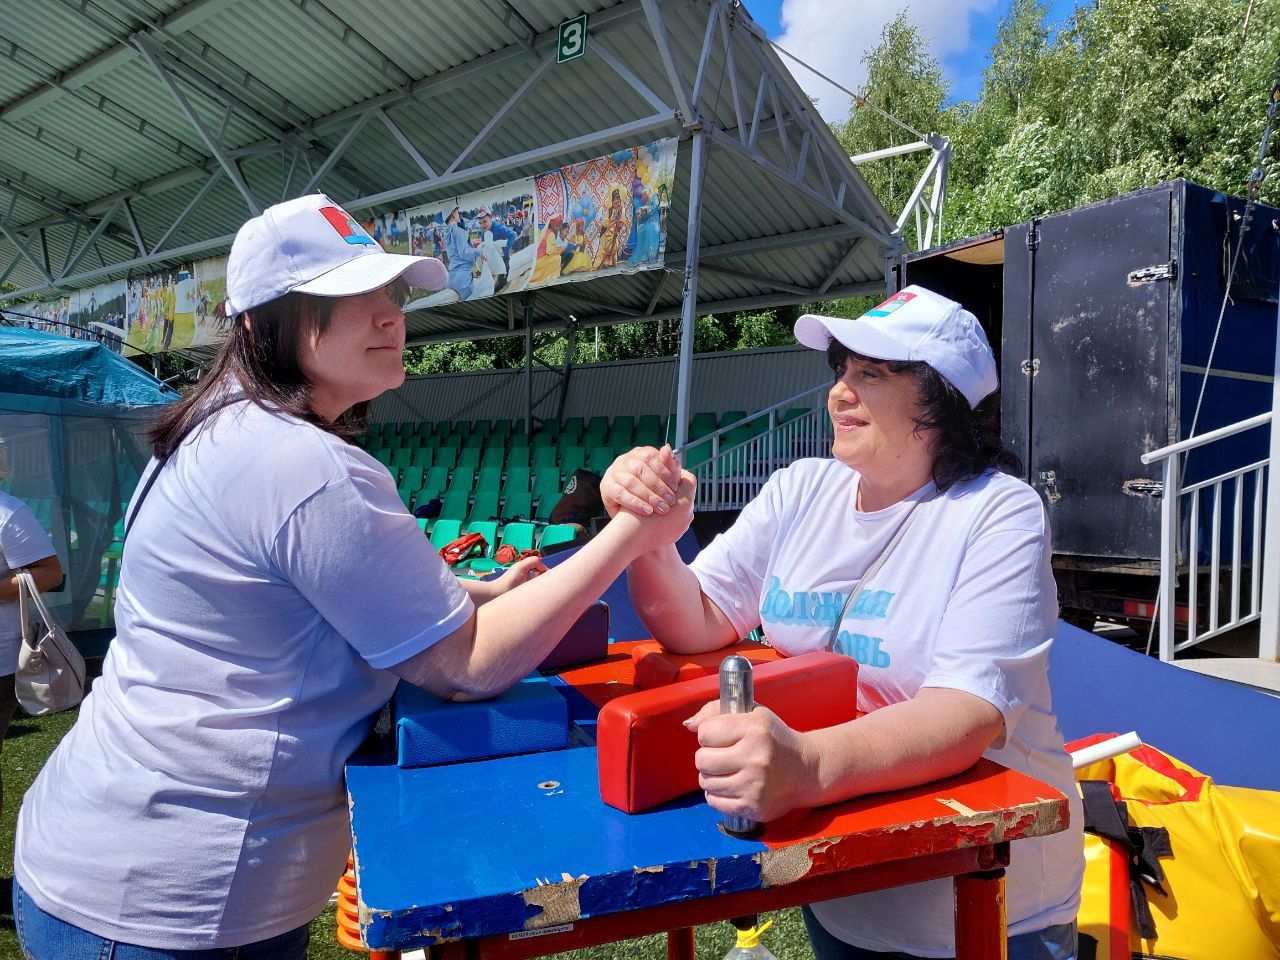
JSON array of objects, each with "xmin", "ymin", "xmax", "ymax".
[
  {"xmin": 1260, "ymin": 297, "xmax": 1280, "ymax": 661},
  {"xmin": 1159, "ymin": 455, "xmax": 1179, "ymax": 661},
  {"xmin": 556, "ymin": 319, "xmax": 578, "ymax": 424},
  {"xmin": 523, "ymin": 293, "xmax": 536, "ymax": 436},
  {"xmin": 673, "ymin": 129, "xmax": 709, "ymax": 452}
]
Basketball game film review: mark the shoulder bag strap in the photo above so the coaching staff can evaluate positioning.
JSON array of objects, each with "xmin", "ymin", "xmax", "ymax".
[
  {"xmin": 823, "ymin": 494, "xmax": 931, "ymax": 653},
  {"xmin": 124, "ymin": 393, "xmax": 246, "ymax": 538},
  {"xmin": 16, "ymin": 569, "xmax": 57, "ymax": 632}
]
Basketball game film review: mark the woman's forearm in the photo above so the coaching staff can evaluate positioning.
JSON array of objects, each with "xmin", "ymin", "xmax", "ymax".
[
  {"xmin": 626, "ymin": 546, "xmax": 732, "ymax": 654},
  {"xmin": 800, "ymin": 687, "xmax": 1005, "ymax": 806}
]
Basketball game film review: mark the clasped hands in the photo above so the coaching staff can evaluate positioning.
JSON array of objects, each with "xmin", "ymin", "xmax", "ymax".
[{"xmin": 602, "ymin": 445, "xmax": 816, "ymax": 824}]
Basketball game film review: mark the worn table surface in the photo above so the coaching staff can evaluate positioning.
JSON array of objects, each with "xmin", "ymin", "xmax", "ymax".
[{"xmin": 348, "ymin": 643, "xmax": 1068, "ymax": 952}]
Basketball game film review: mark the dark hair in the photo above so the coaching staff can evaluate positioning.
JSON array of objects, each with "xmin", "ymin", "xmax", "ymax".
[
  {"xmin": 150, "ymin": 280, "xmax": 408, "ymax": 458},
  {"xmin": 826, "ymin": 339, "xmax": 1020, "ymax": 491}
]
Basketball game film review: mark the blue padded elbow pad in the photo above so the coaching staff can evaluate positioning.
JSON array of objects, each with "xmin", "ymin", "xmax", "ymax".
[{"xmin": 393, "ymin": 674, "xmax": 569, "ymax": 768}]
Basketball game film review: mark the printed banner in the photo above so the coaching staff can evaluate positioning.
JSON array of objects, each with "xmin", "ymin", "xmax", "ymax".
[
  {"xmin": 8, "ymin": 138, "xmax": 677, "ymax": 354},
  {"xmin": 404, "ymin": 137, "xmax": 676, "ymax": 309}
]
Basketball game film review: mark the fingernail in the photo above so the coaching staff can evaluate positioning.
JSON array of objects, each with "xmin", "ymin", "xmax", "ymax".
[
  {"xmin": 665, "ymin": 494, "xmax": 676, "ymax": 505},
  {"xmin": 682, "ymin": 716, "xmax": 695, "ymax": 726},
  {"xmin": 642, "ymin": 504, "xmax": 653, "ymax": 516},
  {"xmin": 655, "ymin": 501, "xmax": 669, "ymax": 514}
]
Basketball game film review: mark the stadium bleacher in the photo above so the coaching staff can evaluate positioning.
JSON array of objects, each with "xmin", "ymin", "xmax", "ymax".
[{"xmin": 361, "ymin": 410, "xmax": 806, "ymax": 566}]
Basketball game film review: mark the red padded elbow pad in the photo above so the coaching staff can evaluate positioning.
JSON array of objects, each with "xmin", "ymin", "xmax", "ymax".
[
  {"xmin": 630, "ymin": 639, "xmax": 783, "ymax": 689},
  {"xmin": 597, "ymin": 651, "xmax": 859, "ymax": 813}
]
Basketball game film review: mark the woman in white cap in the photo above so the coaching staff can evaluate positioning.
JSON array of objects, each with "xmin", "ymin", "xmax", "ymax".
[
  {"xmin": 603, "ymin": 286, "xmax": 1083, "ymax": 960},
  {"xmin": 12, "ymin": 194, "xmax": 693, "ymax": 960}
]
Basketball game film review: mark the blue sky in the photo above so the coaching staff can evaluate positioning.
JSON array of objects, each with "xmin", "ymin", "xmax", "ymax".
[{"xmin": 744, "ymin": 0, "xmax": 1080, "ymax": 121}]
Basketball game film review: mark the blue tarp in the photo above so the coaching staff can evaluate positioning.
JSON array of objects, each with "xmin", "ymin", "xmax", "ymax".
[
  {"xmin": 1, "ymin": 326, "xmax": 177, "ymax": 635},
  {"xmin": 0, "ymin": 326, "xmax": 177, "ymax": 408}
]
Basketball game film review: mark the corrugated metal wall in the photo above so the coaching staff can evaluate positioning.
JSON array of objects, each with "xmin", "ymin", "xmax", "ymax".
[{"xmin": 371, "ymin": 345, "xmax": 831, "ymax": 424}]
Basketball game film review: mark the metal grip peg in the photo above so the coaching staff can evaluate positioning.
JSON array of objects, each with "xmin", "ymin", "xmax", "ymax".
[{"xmin": 718, "ymin": 654, "xmax": 756, "ymax": 836}]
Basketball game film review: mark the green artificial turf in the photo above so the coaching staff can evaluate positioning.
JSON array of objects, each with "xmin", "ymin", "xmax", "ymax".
[{"xmin": 0, "ymin": 710, "xmax": 812, "ymax": 960}]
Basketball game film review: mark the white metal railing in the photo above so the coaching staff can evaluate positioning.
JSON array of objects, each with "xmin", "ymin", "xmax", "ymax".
[
  {"xmin": 684, "ymin": 384, "xmax": 831, "ymax": 512},
  {"xmin": 1141, "ymin": 412, "xmax": 1272, "ymax": 660}
]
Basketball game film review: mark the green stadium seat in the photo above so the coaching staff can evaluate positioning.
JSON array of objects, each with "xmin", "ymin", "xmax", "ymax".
[
  {"xmin": 475, "ymin": 467, "xmax": 502, "ymax": 493},
  {"xmin": 378, "ymin": 423, "xmax": 396, "ymax": 440},
  {"xmin": 584, "ymin": 415, "xmax": 609, "ymax": 439},
  {"xmin": 397, "ymin": 422, "xmax": 415, "ymax": 439},
  {"xmin": 587, "ymin": 446, "xmax": 614, "ymax": 475},
  {"xmin": 468, "ymin": 491, "xmax": 500, "ymax": 525},
  {"xmin": 561, "ymin": 446, "xmax": 585, "ymax": 477},
  {"xmin": 720, "ymin": 410, "xmax": 747, "ymax": 429},
  {"xmin": 682, "ymin": 438, "xmax": 712, "ymax": 469},
  {"xmin": 396, "ymin": 485, "xmax": 414, "ymax": 509},
  {"xmin": 534, "ymin": 493, "xmax": 561, "ymax": 521},
  {"xmin": 447, "ymin": 466, "xmax": 475, "ymax": 495},
  {"xmin": 689, "ymin": 412, "xmax": 718, "ymax": 439},
  {"xmin": 438, "ymin": 432, "xmax": 462, "ymax": 449},
  {"xmin": 401, "ymin": 463, "xmax": 423, "ymax": 488},
  {"xmin": 437, "ymin": 489, "xmax": 470, "ymax": 522},
  {"xmin": 509, "ymin": 431, "xmax": 529, "ymax": 450},
  {"xmin": 504, "ymin": 446, "xmax": 530, "ymax": 472},
  {"xmin": 410, "ymin": 447, "xmax": 433, "ymax": 468},
  {"xmin": 532, "ymin": 446, "xmax": 559, "ymax": 471},
  {"xmin": 416, "ymin": 517, "xmax": 428, "ymax": 535},
  {"xmin": 561, "ymin": 416, "xmax": 584, "ymax": 437},
  {"xmin": 538, "ymin": 524, "xmax": 580, "ymax": 551},
  {"xmin": 428, "ymin": 518, "xmax": 462, "ymax": 549},
  {"xmin": 470, "ymin": 419, "xmax": 492, "ymax": 437},
  {"xmin": 412, "ymin": 488, "xmax": 441, "ymax": 512},
  {"xmin": 491, "ymin": 419, "xmax": 512, "ymax": 438},
  {"xmin": 532, "ymin": 467, "xmax": 561, "ymax": 498},
  {"xmin": 502, "ymin": 491, "xmax": 533, "ymax": 521},
  {"xmin": 501, "ymin": 521, "xmax": 536, "ymax": 553},
  {"xmin": 531, "ymin": 430, "xmax": 557, "ymax": 450},
  {"xmin": 424, "ymin": 465, "xmax": 449, "ymax": 492},
  {"xmin": 371, "ymin": 449, "xmax": 392, "ymax": 467},
  {"xmin": 462, "ymin": 433, "xmax": 485, "ymax": 450},
  {"xmin": 390, "ymin": 447, "xmax": 412, "ymax": 470},
  {"xmin": 502, "ymin": 466, "xmax": 531, "ymax": 497},
  {"xmin": 434, "ymin": 446, "xmax": 458, "ymax": 472},
  {"xmin": 456, "ymin": 446, "xmax": 481, "ymax": 472},
  {"xmin": 480, "ymin": 445, "xmax": 505, "ymax": 470}
]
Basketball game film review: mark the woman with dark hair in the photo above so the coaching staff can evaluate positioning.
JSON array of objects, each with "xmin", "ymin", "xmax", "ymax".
[
  {"xmin": 12, "ymin": 194, "xmax": 694, "ymax": 960},
  {"xmin": 602, "ymin": 286, "xmax": 1082, "ymax": 960}
]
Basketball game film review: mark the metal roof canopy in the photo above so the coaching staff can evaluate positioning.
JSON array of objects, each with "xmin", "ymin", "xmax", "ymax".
[{"xmin": 0, "ymin": 0, "xmax": 899, "ymax": 446}]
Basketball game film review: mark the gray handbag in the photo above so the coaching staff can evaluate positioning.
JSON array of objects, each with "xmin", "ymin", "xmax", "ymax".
[{"xmin": 16, "ymin": 568, "xmax": 86, "ymax": 715}]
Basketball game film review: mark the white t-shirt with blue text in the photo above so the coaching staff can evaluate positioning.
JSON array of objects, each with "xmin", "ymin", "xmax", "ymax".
[
  {"xmin": 0, "ymin": 490, "xmax": 58, "ymax": 675},
  {"xmin": 15, "ymin": 400, "xmax": 473, "ymax": 949},
  {"xmin": 689, "ymin": 457, "xmax": 1083, "ymax": 957}
]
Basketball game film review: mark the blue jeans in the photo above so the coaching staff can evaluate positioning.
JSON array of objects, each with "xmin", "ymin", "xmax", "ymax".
[
  {"xmin": 14, "ymin": 881, "xmax": 310, "ymax": 959},
  {"xmin": 802, "ymin": 905, "xmax": 1076, "ymax": 960}
]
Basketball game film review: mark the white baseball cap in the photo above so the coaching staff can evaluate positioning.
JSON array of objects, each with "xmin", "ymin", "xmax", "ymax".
[
  {"xmin": 794, "ymin": 285, "xmax": 998, "ymax": 407},
  {"xmin": 224, "ymin": 194, "xmax": 447, "ymax": 316}
]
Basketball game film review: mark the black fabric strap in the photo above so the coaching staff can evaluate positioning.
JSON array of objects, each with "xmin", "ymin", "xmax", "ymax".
[{"xmin": 1079, "ymin": 779, "xmax": 1173, "ymax": 940}]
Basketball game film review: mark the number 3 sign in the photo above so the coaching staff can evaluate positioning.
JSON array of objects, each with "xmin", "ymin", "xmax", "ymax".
[{"xmin": 557, "ymin": 14, "xmax": 588, "ymax": 64}]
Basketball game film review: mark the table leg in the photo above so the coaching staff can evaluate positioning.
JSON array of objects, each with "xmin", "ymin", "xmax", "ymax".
[
  {"xmin": 954, "ymin": 868, "xmax": 1007, "ymax": 960},
  {"xmin": 667, "ymin": 926, "xmax": 695, "ymax": 960}
]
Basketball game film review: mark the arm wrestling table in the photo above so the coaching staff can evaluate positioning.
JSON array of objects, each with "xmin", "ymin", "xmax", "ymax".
[{"xmin": 347, "ymin": 642, "xmax": 1070, "ymax": 960}]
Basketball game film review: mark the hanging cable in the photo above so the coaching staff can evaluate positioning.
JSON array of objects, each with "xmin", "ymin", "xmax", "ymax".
[{"xmin": 767, "ymin": 40, "xmax": 930, "ymax": 143}]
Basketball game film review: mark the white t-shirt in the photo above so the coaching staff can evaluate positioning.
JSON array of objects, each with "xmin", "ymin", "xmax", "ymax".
[
  {"xmin": 0, "ymin": 490, "xmax": 58, "ymax": 676},
  {"xmin": 690, "ymin": 457, "xmax": 1083, "ymax": 958},
  {"xmin": 15, "ymin": 400, "xmax": 473, "ymax": 949}
]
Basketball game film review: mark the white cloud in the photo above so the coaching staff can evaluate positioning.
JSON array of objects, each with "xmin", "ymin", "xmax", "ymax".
[{"xmin": 773, "ymin": 0, "xmax": 999, "ymax": 124}]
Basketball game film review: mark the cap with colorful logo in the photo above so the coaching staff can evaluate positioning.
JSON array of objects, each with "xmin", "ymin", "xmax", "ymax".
[
  {"xmin": 224, "ymin": 193, "xmax": 448, "ymax": 316},
  {"xmin": 793, "ymin": 285, "xmax": 998, "ymax": 407}
]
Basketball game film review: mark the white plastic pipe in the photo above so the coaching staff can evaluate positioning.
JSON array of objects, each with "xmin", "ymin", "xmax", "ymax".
[{"xmin": 1069, "ymin": 731, "xmax": 1143, "ymax": 770}]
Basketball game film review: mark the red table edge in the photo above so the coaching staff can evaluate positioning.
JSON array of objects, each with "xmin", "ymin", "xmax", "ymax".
[{"xmin": 366, "ymin": 843, "xmax": 1012, "ymax": 960}]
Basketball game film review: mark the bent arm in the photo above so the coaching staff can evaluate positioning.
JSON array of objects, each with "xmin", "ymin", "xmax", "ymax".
[
  {"xmin": 627, "ymin": 546, "xmax": 736, "ymax": 654},
  {"xmin": 394, "ymin": 488, "xmax": 692, "ymax": 701},
  {"xmin": 0, "ymin": 553, "xmax": 62, "ymax": 602},
  {"xmin": 803, "ymin": 687, "xmax": 1004, "ymax": 805}
]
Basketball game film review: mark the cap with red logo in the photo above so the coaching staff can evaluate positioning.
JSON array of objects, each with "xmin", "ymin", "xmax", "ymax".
[
  {"xmin": 793, "ymin": 285, "xmax": 998, "ymax": 407},
  {"xmin": 224, "ymin": 193, "xmax": 447, "ymax": 316}
]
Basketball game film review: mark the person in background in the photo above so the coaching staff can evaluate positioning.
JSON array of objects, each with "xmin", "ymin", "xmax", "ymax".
[
  {"xmin": 0, "ymin": 440, "xmax": 63, "ymax": 809},
  {"xmin": 443, "ymin": 206, "xmax": 478, "ymax": 300},
  {"xmin": 602, "ymin": 286, "xmax": 1083, "ymax": 960},
  {"xmin": 12, "ymin": 194, "xmax": 694, "ymax": 960}
]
